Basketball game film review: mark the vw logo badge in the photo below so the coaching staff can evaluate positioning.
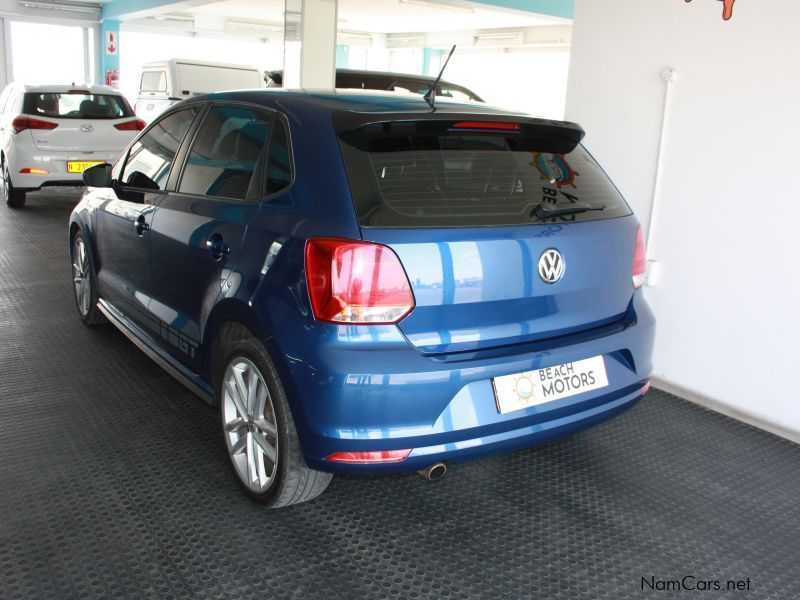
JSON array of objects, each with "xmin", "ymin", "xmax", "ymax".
[
  {"xmin": 80, "ymin": 124, "xmax": 94, "ymax": 133},
  {"xmin": 538, "ymin": 249, "xmax": 565, "ymax": 284}
]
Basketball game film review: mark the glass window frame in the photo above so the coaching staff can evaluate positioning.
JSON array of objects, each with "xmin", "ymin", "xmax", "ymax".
[
  {"xmin": 263, "ymin": 113, "xmax": 295, "ymax": 200},
  {"xmin": 337, "ymin": 121, "xmax": 632, "ymax": 229},
  {"xmin": 117, "ymin": 105, "xmax": 201, "ymax": 193},
  {"xmin": 173, "ymin": 102, "xmax": 273, "ymax": 204},
  {"xmin": 140, "ymin": 70, "xmax": 168, "ymax": 93},
  {"xmin": 170, "ymin": 101, "xmax": 295, "ymax": 205},
  {"xmin": 22, "ymin": 92, "xmax": 133, "ymax": 120}
]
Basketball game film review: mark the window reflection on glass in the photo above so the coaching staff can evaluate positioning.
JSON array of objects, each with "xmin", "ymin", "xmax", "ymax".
[
  {"xmin": 266, "ymin": 119, "xmax": 292, "ymax": 195},
  {"xmin": 179, "ymin": 106, "xmax": 271, "ymax": 201},
  {"xmin": 122, "ymin": 107, "xmax": 198, "ymax": 190},
  {"xmin": 140, "ymin": 71, "xmax": 167, "ymax": 93},
  {"xmin": 339, "ymin": 123, "xmax": 631, "ymax": 228},
  {"xmin": 26, "ymin": 93, "xmax": 130, "ymax": 119}
]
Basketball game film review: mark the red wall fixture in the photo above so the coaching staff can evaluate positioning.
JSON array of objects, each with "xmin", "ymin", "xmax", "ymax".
[{"xmin": 684, "ymin": 0, "xmax": 736, "ymax": 21}]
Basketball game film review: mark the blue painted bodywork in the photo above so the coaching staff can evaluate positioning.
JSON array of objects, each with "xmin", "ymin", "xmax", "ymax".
[{"xmin": 70, "ymin": 89, "xmax": 654, "ymax": 474}]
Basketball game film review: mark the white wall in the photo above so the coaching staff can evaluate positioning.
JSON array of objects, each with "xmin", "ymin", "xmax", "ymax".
[
  {"xmin": 566, "ymin": 0, "xmax": 800, "ymax": 437},
  {"xmin": 445, "ymin": 48, "xmax": 570, "ymax": 119}
]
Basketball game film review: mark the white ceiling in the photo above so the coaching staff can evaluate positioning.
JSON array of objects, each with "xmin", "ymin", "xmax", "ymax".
[{"xmin": 186, "ymin": 0, "xmax": 564, "ymax": 34}]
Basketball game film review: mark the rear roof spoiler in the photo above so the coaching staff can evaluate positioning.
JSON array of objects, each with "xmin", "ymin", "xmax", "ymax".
[{"xmin": 333, "ymin": 111, "xmax": 586, "ymax": 153}]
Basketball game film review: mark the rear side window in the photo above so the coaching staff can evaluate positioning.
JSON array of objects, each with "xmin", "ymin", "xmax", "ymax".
[
  {"xmin": 178, "ymin": 105, "xmax": 271, "ymax": 201},
  {"xmin": 23, "ymin": 92, "xmax": 132, "ymax": 119},
  {"xmin": 121, "ymin": 107, "xmax": 199, "ymax": 190},
  {"xmin": 266, "ymin": 119, "xmax": 292, "ymax": 195},
  {"xmin": 140, "ymin": 71, "xmax": 167, "ymax": 93},
  {"xmin": 338, "ymin": 120, "xmax": 631, "ymax": 227}
]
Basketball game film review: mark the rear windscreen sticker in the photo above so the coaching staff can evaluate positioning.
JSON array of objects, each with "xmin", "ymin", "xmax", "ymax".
[{"xmin": 532, "ymin": 153, "xmax": 579, "ymax": 189}]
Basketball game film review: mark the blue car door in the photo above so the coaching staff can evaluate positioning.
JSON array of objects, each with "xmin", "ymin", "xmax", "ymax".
[
  {"xmin": 146, "ymin": 103, "xmax": 273, "ymax": 372},
  {"xmin": 94, "ymin": 106, "xmax": 199, "ymax": 333}
]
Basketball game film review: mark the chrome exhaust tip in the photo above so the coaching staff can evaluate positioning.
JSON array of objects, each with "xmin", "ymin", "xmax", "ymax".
[{"xmin": 418, "ymin": 462, "xmax": 447, "ymax": 481}]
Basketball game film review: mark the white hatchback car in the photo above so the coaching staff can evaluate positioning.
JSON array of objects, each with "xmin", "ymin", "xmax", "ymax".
[{"xmin": 0, "ymin": 83, "xmax": 144, "ymax": 208}]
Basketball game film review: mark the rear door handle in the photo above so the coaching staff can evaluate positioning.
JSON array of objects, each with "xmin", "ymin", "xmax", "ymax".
[
  {"xmin": 206, "ymin": 233, "xmax": 231, "ymax": 260},
  {"xmin": 135, "ymin": 215, "xmax": 149, "ymax": 236}
]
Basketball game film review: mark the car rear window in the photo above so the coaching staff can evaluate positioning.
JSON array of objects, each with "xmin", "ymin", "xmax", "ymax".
[
  {"xmin": 23, "ymin": 92, "xmax": 132, "ymax": 119},
  {"xmin": 338, "ymin": 120, "xmax": 631, "ymax": 227},
  {"xmin": 140, "ymin": 71, "xmax": 167, "ymax": 93}
]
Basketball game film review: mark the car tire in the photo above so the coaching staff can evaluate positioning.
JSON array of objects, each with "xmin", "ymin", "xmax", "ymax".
[
  {"xmin": 217, "ymin": 336, "xmax": 332, "ymax": 507},
  {"xmin": 3, "ymin": 158, "xmax": 26, "ymax": 209},
  {"xmin": 71, "ymin": 230, "xmax": 105, "ymax": 325}
]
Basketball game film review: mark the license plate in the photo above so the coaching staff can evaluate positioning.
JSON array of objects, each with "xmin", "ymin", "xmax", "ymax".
[
  {"xmin": 492, "ymin": 356, "xmax": 609, "ymax": 414},
  {"xmin": 67, "ymin": 161, "xmax": 103, "ymax": 173}
]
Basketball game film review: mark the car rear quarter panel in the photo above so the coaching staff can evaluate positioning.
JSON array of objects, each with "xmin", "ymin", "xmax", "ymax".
[{"xmin": 199, "ymin": 101, "xmax": 362, "ymax": 411}]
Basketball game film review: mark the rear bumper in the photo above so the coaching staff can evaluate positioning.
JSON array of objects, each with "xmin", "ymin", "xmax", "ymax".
[
  {"xmin": 8, "ymin": 150, "xmax": 120, "ymax": 190},
  {"xmin": 278, "ymin": 292, "xmax": 656, "ymax": 475},
  {"xmin": 310, "ymin": 386, "xmax": 645, "ymax": 475}
]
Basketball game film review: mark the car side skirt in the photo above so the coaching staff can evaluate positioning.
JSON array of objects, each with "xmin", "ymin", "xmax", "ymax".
[{"xmin": 97, "ymin": 298, "xmax": 215, "ymax": 405}]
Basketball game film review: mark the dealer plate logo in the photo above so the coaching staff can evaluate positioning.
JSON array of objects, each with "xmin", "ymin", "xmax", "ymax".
[
  {"xmin": 493, "ymin": 355, "xmax": 609, "ymax": 414},
  {"xmin": 538, "ymin": 249, "xmax": 564, "ymax": 284}
]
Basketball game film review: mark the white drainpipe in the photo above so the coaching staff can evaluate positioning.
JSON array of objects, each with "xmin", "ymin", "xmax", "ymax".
[{"xmin": 645, "ymin": 67, "xmax": 677, "ymax": 286}]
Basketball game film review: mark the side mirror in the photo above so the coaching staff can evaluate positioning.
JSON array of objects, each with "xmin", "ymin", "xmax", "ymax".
[{"xmin": 82, "ymin": 163, "xmax": 113, "ymax": 188}]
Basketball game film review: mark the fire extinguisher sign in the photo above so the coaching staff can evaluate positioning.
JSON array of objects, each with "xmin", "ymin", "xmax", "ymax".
[{"xmin": 105, "ymin": 31, "xmax": 118, "ymax": 55}]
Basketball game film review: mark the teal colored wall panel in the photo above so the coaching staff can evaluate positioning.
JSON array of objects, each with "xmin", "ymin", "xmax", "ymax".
[
  {"xmin": 336, "ymin": 45, "xmax": 349, "ymax": 69},
  {"xmin": 469, "ymin": 0, "xmax": 573, "ymax": 19}
]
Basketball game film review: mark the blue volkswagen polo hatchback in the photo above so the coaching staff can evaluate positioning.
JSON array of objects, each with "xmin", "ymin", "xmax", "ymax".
[{"xmin": 69, "ymin": 89, "xmax": 655, "ymax": 507}]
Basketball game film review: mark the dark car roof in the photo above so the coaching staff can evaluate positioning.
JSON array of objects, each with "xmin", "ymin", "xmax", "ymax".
[
  {"xmin": 186, "ymin": 89, "xmax": 585, "ymax": 147},
  {"xmin": 186, "ymin": 88, "xmax": 582, "ymax": 138},
  {"xmin": 200, "ymin": 88, "xmax": 510, "ymax": 116}
]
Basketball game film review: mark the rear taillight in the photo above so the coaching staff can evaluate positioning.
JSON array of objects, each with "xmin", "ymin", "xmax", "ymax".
[
  {"xmin": 305, "ymin": 238, "xmax": 415, "ymax": 325},
  {"xmin": 114, "ymin": 119, "xmax": 147, "ymax": 131},
  {"xmin": 632, "ymin": 226, "xmax": 647, "ymax": 289},
  {"xmin": 19, "ymin": 168, "xmax": 48, "ymax": 174},
  {"xmin": 326, "ymin": 450, "xmax": 412, "ymax": 463},
  {"xmin": 11, "ymin": 116, "xmax": 58, "ymax": 134}
]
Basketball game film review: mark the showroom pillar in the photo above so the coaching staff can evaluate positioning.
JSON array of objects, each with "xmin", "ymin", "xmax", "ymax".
[
  {"xmin": 101, "ymin": 19, "xmax": 120, "ymax": 89},
  {"xmin": 283, "ymin": 0, "xmax": 337, "ymax": 89}
]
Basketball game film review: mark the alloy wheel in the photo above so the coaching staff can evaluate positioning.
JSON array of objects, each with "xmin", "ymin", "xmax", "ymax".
[
  {"xmin": 222, "ymin": 357, "xmax": 280, "ymax": 493},
  {"xmin": 72, "ymin": 237, "xmax": 91, "ymax": 316}
]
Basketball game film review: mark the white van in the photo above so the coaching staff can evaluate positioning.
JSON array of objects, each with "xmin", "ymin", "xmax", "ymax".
[{"xmin": 135, "ymin": 59, "xmax": 265, "ymax": 123}]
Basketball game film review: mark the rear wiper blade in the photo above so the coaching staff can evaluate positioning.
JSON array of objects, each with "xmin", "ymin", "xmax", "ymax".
[{"xmin": 531, "ymin": 202, "xmax": 605, "ymax": 219}]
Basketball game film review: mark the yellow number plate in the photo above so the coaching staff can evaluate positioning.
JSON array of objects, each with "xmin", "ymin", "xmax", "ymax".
[{"xmin": 67, "ymin": 161, "xmax": 103, "ymax": 173}]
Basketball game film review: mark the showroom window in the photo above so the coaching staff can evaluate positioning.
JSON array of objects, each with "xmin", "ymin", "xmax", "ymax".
[
  {"xmin": 178, "ymin": 106, "xmax": 272, "ymax": 201},
  {"xmin": 9, "ymin": 21, "xmax": 94, "ymax": 85},
  {"xmin": 121, "ymin": 107, "xmax": 199, "ymax": 190}
]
